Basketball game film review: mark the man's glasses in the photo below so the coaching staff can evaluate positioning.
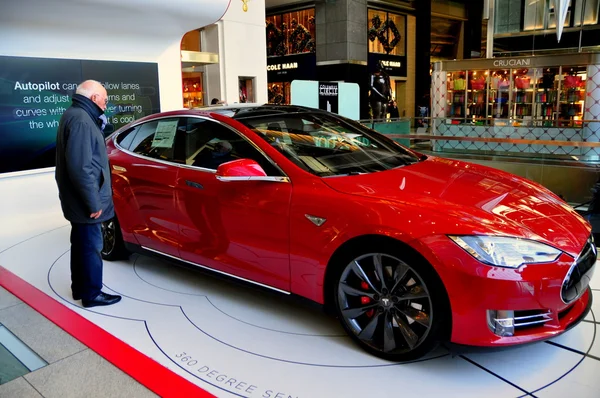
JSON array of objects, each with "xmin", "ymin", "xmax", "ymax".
[{"xmin": 94, "ymin": 94, "xmax": 108, "ymax": 105}]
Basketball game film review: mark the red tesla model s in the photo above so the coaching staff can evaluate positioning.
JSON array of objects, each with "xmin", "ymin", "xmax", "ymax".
[{"xmin": 102, "ymin": 104, "xmax": 595, "ymax": 361}]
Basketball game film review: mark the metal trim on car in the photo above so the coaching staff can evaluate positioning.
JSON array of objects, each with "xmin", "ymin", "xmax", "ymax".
[
  {"xmin": 216, "ymin": 175, "xmax": 290, "ymax": 183},
  {"xmin": 561, "ymin": 236, "xmax": 596, "ymax": 304},
  {"xmin": 112, "ymin": 115, "xmax": 288, "ymax": 178},
  {"xmin": 141, "ymin": 246, "xmax": 291, "ymax": 295}
]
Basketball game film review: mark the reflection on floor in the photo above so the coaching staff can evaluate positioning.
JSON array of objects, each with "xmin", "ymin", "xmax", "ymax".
[{"xmin": 1, "ymin": 170, "xmax": 599, "ymax": 397}]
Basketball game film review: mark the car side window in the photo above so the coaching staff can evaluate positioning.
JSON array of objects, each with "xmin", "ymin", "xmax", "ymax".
[
  {"xmin": 184, "ymin": 118, "xmax": 282, "ymax": 176},
  {"xmin": 115, "ymin": 126, "xmax": 140, "ymax": 150},
  {"xmin": 129, "ymin": 118, "xmax": 186, "ymax": 164}
]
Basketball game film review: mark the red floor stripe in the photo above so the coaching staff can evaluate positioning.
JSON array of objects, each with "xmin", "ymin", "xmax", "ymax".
[{"xmin": 0, "ymin": 266, "xmax": 215, "ymax": 398}]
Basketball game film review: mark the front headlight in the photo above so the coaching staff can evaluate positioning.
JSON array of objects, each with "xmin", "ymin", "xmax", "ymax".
[{"xmin": 448, "ymin": 235, "xmax": 562, "ymax": 268}]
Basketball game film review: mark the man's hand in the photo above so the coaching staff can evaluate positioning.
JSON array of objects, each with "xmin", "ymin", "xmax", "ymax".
[{"xmin": 90, "ymin": 209, "xmax": 103, "ymax": 219}]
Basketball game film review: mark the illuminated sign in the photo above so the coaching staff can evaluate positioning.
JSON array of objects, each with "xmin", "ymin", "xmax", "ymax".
[
  {"xmin": 267, "ymin": 62, "xmax": 298, "ymax": 71},
  {"xmin": 381, "ymin": 60, "xmax": 401, "ymax": 68},
  {"xmin": 493, "ymin": 58, "xmax": 531, "ymax": 67}
]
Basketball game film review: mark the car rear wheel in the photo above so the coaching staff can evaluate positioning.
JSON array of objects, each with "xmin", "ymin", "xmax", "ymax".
[
  {"xmin": 333, "ymin": 246, "xmax": 449, "ymax": 361},
  {"xmin": 101, "ymin": 217, "xmax": 129, "ymax": 261}
]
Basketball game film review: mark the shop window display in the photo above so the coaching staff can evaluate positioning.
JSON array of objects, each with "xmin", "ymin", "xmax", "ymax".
[
  {"xmin": 467, "ymin": 70, "xmax": 487, "ymax": 124},
  {"xmin": 446, "ymin": 71, "xmax": 466, "ymax": 121},
  {"xmin": 559, "ymin": 66, "xmax": 586, "ymax": 126},
  {"xmin": 268, "ymin": 82, "xmax": 290, "ymax": 105},
  {"xmin": 511, "ymin": 68, "xmax": 535, "ymax": 121},
  {"xmin": 182, "ymin": 74, "xmax": 204, "ymax": 108},
  {"xmin": 266, "ymin": 9, "xmax": 315, "ymax": 57},
  {"xmin": 535, "ymin": 67, "xmax": 559, "ymax": 125},
  {"xmin": 368, "ymin": 9, "xmax": 406, "ymax": 56}
]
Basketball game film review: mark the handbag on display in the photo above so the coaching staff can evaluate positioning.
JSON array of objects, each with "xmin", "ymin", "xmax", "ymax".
[
  {"xmin": 564, "ymin": 75, "xmax": 582, "ymax": 89},
  {"xmin": 498, "ymin": 79, "xmax": 510, "ymax": 89},
  {"xmin": 515, "ymin": 76, "xmax": 530, "ymax": 89}
]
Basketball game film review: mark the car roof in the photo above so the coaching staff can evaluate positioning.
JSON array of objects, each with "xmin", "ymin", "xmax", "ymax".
[
  {"xmin": 116, "ymin": 104, "xmax": 329, "ymax": 131},
  {"xmin": 193, "ymin": 103, "xmax": 322, "ymax": 120}
]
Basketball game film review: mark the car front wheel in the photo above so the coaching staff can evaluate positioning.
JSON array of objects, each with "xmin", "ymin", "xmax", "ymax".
[
  {"xmin": 333, "ymin": 246, "xmax": 449, "ymax": 361},
  {"xmin": 101, "ymin": 217, "xmax": 128, "ymax": 261}
]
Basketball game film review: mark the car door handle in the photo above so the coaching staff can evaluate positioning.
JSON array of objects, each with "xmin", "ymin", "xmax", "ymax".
[
  {"xmin": 112, "ymin": 165, "xmax": 127, "ymax": 172},
  {"xmin": 185, "ymin": 180, "xmax": 204, "ymax": 189}
]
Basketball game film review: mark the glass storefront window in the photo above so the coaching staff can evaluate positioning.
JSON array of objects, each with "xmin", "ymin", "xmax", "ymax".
[
  {"xmin": 523, "ymin": 0, "xmax": 600, "ymax": 30},
  {"xmin": 559, "ymin": 66, "xmax": 587, "ymax": 126},
  {"xmin": 534, "ymin": 67, "xmax": 559, "ymax": 125},
  {"xmin": 182, "ymin": 73, "xmax": 204, "ymax": 108},
  {"xmin": 441, "ymin": 65, "xmax": 589, "ymax": 126},
  {"xmin": 511, "ymin": 68, "xmax": 535, "ymax": 124},
  {"xmin": 467, "ymin": 70, "xmax": 487, "ymax": 124},
  {"xmin": 490, "ymin": 69, "xmax": 511, "ymax": 120},
  {"xmin": 495, "ymin": 0, "xmax": 522, "ymax": 33},
  {"xmin": 268, "ymin": 82, "xmax": 291, "ymax": 105},
  {"xmin": 575, "ymin": 0, "xmax": 600, "ymax": 25},
  {"xmin": 266, "ymin": 9, "xmax": 315, "ymax": 57},
  {"xmin": 548, "ymin": 0, "xmax": 572, "ymax": 29},
  {"xmin": 524, "ymin": 0, "xmax": 545, "ymax": 31},
  {"xmin": 446, "ymin": 71, "xmax": 466, "ymax": 120},
  {"xmin": 368, "ymin": 9, "xmax": 406, "ymax": 56}
]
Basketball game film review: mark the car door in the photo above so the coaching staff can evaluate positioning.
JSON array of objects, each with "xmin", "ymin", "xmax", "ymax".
[
  {"xmin": 117, "ymin": 116, "xmax": 186, "ymax": 257},
  {"xmin": 175, "ymin": 116, "xmax": 292, "ymax": 292}
]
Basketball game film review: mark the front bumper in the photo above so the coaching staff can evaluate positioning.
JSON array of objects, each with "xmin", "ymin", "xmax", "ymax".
[{"xmin": 414, "ymin": 235, "xmax": 595, "ymax": 347}]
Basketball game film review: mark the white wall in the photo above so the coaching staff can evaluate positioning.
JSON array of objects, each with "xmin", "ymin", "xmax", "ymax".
[
  {"xmin": 213, "ymin": 0, "xmax": 268, "ymax": 104},
  {"xmin": 0, "ymin": 0, "xmax": 231, "ymax": 111},
  {"xmin": 202, "ymin": 25, "xmax": 223, "ymax": 103}
]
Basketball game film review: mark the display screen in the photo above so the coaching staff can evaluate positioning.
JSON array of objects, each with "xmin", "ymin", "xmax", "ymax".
[{"xmin": 0, "ymin": 56, "xmax": 160, "ymax": 174}]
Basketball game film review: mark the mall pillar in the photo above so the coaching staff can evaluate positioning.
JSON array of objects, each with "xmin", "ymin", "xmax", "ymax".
[
  {"xmin": 415, "ymin": 0, "xmax": 431, "ymax": 115},
  {"xmin": 464, "ymin": 0, "xmax": 484, "ymax": 58},
  {"xmin": 316, "ymin": 0, "xmax": 369, "ymax": 119}
]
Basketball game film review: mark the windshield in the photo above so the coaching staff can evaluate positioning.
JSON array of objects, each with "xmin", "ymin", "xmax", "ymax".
[{"xmin": 234, "ymin": 111, "xmax": 421, "ymax": 177}]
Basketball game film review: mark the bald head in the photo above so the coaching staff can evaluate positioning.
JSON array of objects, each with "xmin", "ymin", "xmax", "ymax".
[{"xmin": 76, "ymin": 80, "xmax": 108, "ymax": 111}]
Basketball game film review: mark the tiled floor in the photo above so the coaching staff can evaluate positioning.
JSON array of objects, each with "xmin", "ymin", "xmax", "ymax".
[{"xmin": 0, "ymin": 286, "xmax": 157, "ymax": 398}]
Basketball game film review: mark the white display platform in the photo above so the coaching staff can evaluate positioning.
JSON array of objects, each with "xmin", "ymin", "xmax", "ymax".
[{"xmin": 1, "ymin": 169, "xmax": 600, "ymax": 398}]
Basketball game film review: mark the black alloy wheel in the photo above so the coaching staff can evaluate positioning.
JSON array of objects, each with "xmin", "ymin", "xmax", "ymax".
[
  {"xmin": 334, "ymin": 249, "xmax": 448, "ymax": 361},
  {"xmin": 101, "ymin": 217, "xmax": 128, "ymax": 260}
]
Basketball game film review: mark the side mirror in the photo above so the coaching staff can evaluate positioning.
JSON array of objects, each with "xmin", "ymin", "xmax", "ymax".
[{"xmin": 216, "ymin": 159, "xmax": 288, "ymax": 182}]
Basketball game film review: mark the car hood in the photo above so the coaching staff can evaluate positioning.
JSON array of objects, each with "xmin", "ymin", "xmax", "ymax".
[{"xmin": 322, "ymin": 156, "xmax": 591, "ymax": 256}]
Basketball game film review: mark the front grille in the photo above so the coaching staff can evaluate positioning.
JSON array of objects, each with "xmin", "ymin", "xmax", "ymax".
[
  {"xmin": 513, "ymin": 310, "xmax": 552, "ymax": 329},
  {"xmin": 561, "ymin": 237, "xmax": 597, "ymax": 303}
]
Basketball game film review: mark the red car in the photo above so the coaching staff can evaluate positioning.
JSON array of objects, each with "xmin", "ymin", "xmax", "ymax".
[{"xmin": 102, "ymin": 105, "xmax": 596, "ymax": 361}]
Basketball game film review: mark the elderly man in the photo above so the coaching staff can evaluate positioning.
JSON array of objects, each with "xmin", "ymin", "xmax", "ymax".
[{"xmin": 55, "ymin": 80, "xmax": 122, "ymax": 308}]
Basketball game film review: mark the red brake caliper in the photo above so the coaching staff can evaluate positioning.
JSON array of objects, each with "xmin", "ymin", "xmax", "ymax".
[{"xmin": 361, "ymin": 281, "xmax": 375, "ymax": 317}]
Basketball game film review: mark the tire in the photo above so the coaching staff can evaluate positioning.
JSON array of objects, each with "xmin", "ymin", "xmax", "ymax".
[
  {"xmin": 332, "ymin": 243, "xmax": 450, "ymax": 361},
  {"xmin": 101, "ymin": 217, "xmax": 129, "ymax": 261}
]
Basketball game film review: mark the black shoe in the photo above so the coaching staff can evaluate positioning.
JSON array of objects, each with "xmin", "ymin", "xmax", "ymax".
[
  {"xmin": 82, "ymin": 292, "xmax": 122, "ymax": 308},
  {"xmin": 72, "ymin": 293, "xmax": 81, "ymax": 300}
]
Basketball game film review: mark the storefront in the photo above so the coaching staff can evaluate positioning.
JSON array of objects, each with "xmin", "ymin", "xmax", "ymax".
[
  {"xmin": 266, "ymin": 7, "xmax": 316, "ymax": 105},
  {"xmin": 431, "ymin": 53, "xmax": 600, "ymax": 159}
]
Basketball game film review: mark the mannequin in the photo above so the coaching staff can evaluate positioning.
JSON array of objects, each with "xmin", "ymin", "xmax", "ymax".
[{"xmin": 369, "ymin": 62, "xmax": 392, "ymax": 120}]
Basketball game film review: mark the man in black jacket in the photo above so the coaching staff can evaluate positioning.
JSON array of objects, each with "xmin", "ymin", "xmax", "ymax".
[{"xmin": 55, "ymin": 80, "xmax": 122, "ymax": 308}]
